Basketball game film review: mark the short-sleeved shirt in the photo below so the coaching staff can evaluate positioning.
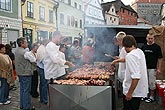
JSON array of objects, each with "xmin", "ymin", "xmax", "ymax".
[
  {"xmin": 141, "ymin": 43, "xmax": 163, "ymax": 69},
  {"xmin": 123, "ymin": 48, "xmax": 148, "ymax": 97}
]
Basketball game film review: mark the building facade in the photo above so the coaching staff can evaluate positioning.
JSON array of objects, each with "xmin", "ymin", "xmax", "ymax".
[
  {"xmin": 102, "ymin": 0, "xmax": 138, "ymax": 25},
  {"xmin": 57, "ymin": 0, "xmax": 84, "ymax": 43},
  {"xmin": 104, "ymin": 4, "xmax": 119, "ymax": 25},
  {"xmin": 22, "ymin": 0, "xmax": 57, "ymax": 46},
  {"xmin": 160, "ymin": 3, "xmax": 165, "ymax": 25},
  {"xmin": 84, "ymin": 0, "xmax": 105, "ymax": 25},
  {"xmin": 0, "ymin": 0, "xmax": 22, "ymax": 46},
  {"xmin": 131, "ymin": 0, "xmax": 164, "ymax": 25}
]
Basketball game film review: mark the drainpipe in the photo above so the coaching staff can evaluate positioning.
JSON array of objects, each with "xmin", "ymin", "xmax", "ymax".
[
  {"xmin": 53, "ymin": 1, "xmax": 59, "ymax": 31},
  {"xmin": 21, "ymin": 0, "xmax": 26, "ymax": 37}
]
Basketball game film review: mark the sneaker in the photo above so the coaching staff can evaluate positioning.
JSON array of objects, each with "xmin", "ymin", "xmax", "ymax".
[
  {"xmin": 145, "ymin": 98, "xmax": 154, "ymax": 103},
  {"xmin": 141, "ymin": 97, "xmax": 148, "ymax": 101},
  {"xmin": 11, "ymin": 86, "xmax": 17, "ymax": 91},
  {"xmin": 8, "ymin": 96, "xmax": 11, "ymax": 100},
  {"xmin": 0, "ymin": 100, "xmax": 11, "ymax": 105}
]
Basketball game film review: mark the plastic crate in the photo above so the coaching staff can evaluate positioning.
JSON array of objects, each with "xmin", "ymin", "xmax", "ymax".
[{"xmin": 162, "ymin": 90, "xmax": 165, "ymax": 108}]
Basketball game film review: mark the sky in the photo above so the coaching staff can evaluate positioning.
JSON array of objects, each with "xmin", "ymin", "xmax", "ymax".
[{"xmin": 103, "ymin": 0, "xmax": 136, "ymax": 5}]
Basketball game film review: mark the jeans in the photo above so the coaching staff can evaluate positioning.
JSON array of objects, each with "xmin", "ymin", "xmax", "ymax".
[
  {"xmin": 18, "ymin": 75, "xmax": 32, "ymax": 110},
  {"xmin": 0, "ymin": 78, "xmax": 9, "ymax": 103},
  {"xmin": 38, "ymin": 67, "xmax": 48, "ymax": 104}
]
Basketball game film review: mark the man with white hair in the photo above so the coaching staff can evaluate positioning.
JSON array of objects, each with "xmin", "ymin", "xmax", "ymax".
[{"xmin": 44, "ymin": 31, "xmax": 74, "ymax": 81}]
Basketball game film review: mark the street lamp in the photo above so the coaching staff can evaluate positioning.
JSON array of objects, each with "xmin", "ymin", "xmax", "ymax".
[{"xmin": 53, "ymin": 1, "xmax": 59, "ymax": 31}]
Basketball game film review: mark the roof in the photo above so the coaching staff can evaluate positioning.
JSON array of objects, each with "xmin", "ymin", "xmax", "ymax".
[
  {"xmin": 101, "ymin": 0, "xmax": 137, "ymax": 13},
  {"xmin": 135, "ymin": 0, "xmax": 164, "ymax": 4},
  {"xmin": 84, "ymin": 24, "xmax": 152, "ymax": 38},
  {"xmin": 138, "ymin": 17, "xmax": 153, "ymax": 25},
  {"xmin": 84, "ymin": 24, "xmax": 152, "ymax": 29}
]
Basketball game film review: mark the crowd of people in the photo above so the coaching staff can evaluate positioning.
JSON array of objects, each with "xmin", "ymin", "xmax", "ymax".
[
  {"xmin": 0, "ymin": 30, "xmax": 95, "ymax": 110},
  {"xmin": 0, "ymin": 30, "xmax": 163, "ymax": 110},
  {"xmin": 111, "ymin": 31, "xmax": 163, "ymax": 110}
]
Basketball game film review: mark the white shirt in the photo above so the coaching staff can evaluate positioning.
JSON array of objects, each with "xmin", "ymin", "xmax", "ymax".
[
  {"xmin": 44, "ymin": 42, "xmax": 66, "ymax": 80},
  {"xmin": 123, "ymin": 48, "xmax": 148, "ymax": 97},
  {"xmin": 59, "ymin": 51, "xmax": 66, "ymax": 75},
  {"xmin": 24, "ymin": 51, "xmax": 36, "ymax": 63},
  {"xmin": 118, "ymin": 47, "xmax": 127, "ymax": 82},
  {"xmin": 36, "ymin": 44, "xmax": 46, "ymax": 69},
  {"xmin": 24, "ymin": 51, "xmax": 37, "ymax": 71}
]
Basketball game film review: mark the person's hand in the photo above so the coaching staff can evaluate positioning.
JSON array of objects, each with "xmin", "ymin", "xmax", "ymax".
[
  {"xmin": 125, "ymin": 92, "xmax": 132, "ymax": 101},
  {"xmin": 110, "ymin": 60, "xmax": 117, "ymax": 66},
  {"xmin": 65, "ymin": 61, "xmax": 75, "ymax": 67},
  {"xmin": 113, "ymin": 56, "xmax": 119, "ymax": 60},
  {"xmin": 156, "ymin": 69, "xmax": 161, "ymax": 76}
]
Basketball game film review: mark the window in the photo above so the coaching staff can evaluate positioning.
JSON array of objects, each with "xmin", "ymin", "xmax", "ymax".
[
  {"xmin": 49, "ymin": 10, "xmax": 53, "ymax": 23},
  {"xmin": 79, "ymin": 5, "xmax": 81, "ymax": 10},
  {"xmin": 71, "ymin": 16, "xmax": 74, "ymax": 26},
  {"xmin": 67, "ymin": 15, "xmax": 70, "ymax": 26},
  {"xmin": 120, "ymin": 8, "xmax": 122, "ymax": 12},
  {"xmin": 27, "ymin": 1, "xmax": 34, "ymax": 18},
  {"xmin": 0, "ymin": 0, "xmax": 11, "ymax": 11},
  {"xmin": 112, "ymin": 8, "xmax": 114, "ymax": 12},
  {"xmin": 39, "ymin": 6, "xmax": 45, "ymax": 21},
  {"xmin": 68, "ymin": 0, "xmax": 71, "ymax": 5},
  {"xmin": 80, "ymin": 19, "xmax": 82, "ymax": 28},
  {"xmin": 60, "ymin": 13, "xmax": 64, "ymax": 24},
  {"xmin": 75, "ymin": 18, "xmax": 78, "ymax": 27},
  {"xmin": 122, "ymin": 8, "xmax": 125, "ymax": 13},
  {"xmin": 74, "ymin": 2, "xmax": 77, "ymax": 8},
  {"xmin": 49, "ymin": 32, "xmax": 53, "ymax": 40}
]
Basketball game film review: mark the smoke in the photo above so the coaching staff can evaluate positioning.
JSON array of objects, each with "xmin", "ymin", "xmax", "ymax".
[{"xmin": 85, "ymin": 27, "xmax": 118, "ymax": 62}]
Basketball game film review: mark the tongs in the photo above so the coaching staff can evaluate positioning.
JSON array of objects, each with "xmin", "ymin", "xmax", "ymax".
[{"xmin": 105, "ymin": 54, "xmax": 116, "ymax": 59}]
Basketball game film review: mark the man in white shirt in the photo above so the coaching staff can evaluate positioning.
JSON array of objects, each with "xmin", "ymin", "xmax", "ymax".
[
  {"xmin": 44, "ymin": 31, "xmax": 74, "ymax": 80},
  {"xmin": 36, "ymin": 39, "xmax": 49, "ymax": 104},
  {"xmin": 122, "ymin": 35, "xmax": 148, "ymax": 110},
  {"xmin": 24, "ymin": 43, "xmax": 39, "ymax": 98}
]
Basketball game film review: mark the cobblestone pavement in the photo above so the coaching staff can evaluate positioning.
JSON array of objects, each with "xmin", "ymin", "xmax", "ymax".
[
  {"xmin": 0, "ymin": 79, "xmax": 164, "ymax": 110},
  {"xmin": 0, "ymin": 79, "xmax": 48, "ymax": 110}
]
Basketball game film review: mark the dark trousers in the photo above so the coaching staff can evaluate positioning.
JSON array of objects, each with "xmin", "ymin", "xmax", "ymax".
[
  {"xmin": 123, "ymin": 95, "xmax": 141, "ymax": 110},
  {"xmin": 30, "ymin": 70, "xmax": 39, "ymax": 97}
]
